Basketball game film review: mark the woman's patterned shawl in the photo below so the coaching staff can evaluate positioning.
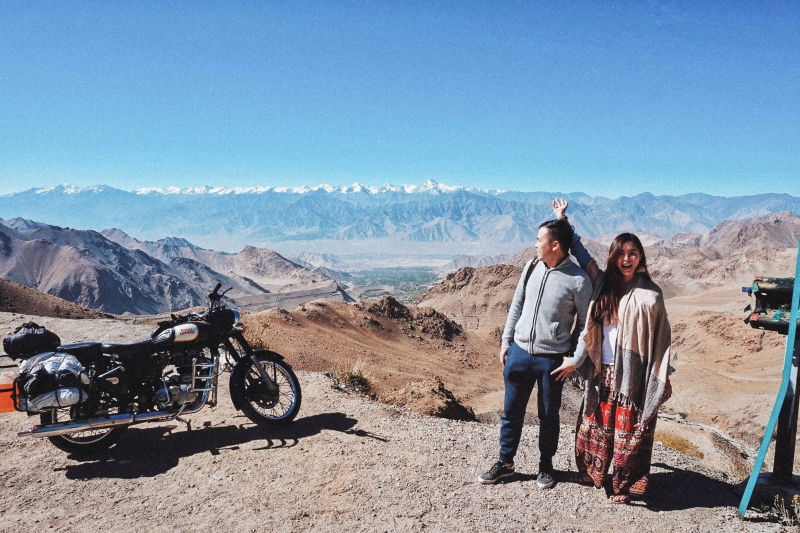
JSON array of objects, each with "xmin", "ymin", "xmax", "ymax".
[{"xmin": 578, "ymin": 274, "xmax": 672, "ymax": 424}]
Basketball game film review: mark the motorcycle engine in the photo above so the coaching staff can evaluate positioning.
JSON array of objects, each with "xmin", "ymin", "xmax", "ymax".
[{"xmin": 154, "ymin": 348, "xmax": 203, "ymax": 409}]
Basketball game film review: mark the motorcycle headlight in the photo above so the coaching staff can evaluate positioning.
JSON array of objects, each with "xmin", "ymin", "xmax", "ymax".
[{"xmin": 231, "ymin": 308, "xmax": 245, "ymax": 332}]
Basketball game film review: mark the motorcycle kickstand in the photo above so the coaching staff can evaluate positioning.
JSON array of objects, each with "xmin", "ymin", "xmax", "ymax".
[{"xmin": 176, "ymin": 416, "xmax": 192, "ymax": 431}]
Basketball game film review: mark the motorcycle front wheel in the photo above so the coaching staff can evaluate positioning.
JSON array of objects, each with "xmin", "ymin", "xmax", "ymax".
[
  {"xmin": 230, "ymin": 353, "xmax": 301, "ymax": 427},
  {"xmin": 40, "ymin": 406, "xmax": 128, "ymax": 455}
]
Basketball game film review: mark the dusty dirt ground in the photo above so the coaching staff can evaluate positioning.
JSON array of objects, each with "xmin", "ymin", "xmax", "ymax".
[
  {"xmin": 0, "ymin": 368, "xmax": 775, "ymax": 532},
  {"xmin": 0, "ymin": 310, "xmax": 790, "ymax": 532}
]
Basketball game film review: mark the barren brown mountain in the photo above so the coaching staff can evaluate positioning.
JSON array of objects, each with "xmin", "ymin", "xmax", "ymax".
[
  {"xmin": 0, "ymin": 222, "xmax": 202, "ymax": 314},
  {"xmin": 1, "ymin": 220, "xmax": 346, "ymax": 315},
  {"xmin": 416, "ymin": 264, "xmax": 521, "ymax": 333},
  {"xmin": 648, "ymin": 212, "xmax": 800, "ymax": 298}
]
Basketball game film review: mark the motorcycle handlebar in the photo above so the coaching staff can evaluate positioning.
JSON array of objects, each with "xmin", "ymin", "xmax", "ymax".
[{"xmin": 209, "ymin": 283, "xmax": 223, "ymax": 304}]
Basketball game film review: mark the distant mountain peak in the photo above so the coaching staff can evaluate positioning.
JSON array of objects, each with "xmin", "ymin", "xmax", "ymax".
[
  {"xmin": 155, "ymin": 236, "xmax": 198, "ymax": 248},
  {"xmin": 34, "ymin": 184, "xmax": 111, "ymax": 195},
  {"xmin": 1, "ymin": 217, "xmax": 47, "ymax": 231}
]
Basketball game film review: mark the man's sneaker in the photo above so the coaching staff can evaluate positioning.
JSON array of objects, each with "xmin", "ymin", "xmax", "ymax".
[
  {"xmin": 478, "ymin": 461, "xmax": 515, "ymax": 484},
  {"xmin": 536, "ymin": 469, "xmax": 555, "ymax": 489}
]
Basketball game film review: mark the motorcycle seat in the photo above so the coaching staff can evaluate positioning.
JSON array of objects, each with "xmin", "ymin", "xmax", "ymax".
[
  {"xmin": 57, "ymin": 342, "xmax": 103, "ymax": 362},
  {"xmin": 101, "ymin": 340, "xmax": 156, "ymax": 357}
]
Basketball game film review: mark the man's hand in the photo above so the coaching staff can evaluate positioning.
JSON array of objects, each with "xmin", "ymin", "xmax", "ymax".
[
  {"xmin": 499, "ymin": 348, "xmax": 509, "ymax": 366},
  {"xmin": 551, "ymin": 357, "xmax": 577, "ymax": 381},
  {"xmin": 552, "ymin": 198, "xmax": 569, "ymax": 220},
  {"xmin": 663, "ymin": 380, "xmax": 672, "ymax": 402}
]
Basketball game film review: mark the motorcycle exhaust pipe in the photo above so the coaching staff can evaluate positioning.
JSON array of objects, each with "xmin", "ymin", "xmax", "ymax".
[{"xmin": 17, "ymin": 410, "xmax": 178, "ymax": 439}]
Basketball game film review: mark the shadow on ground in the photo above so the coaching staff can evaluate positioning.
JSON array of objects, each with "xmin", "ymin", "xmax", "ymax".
[
  {"xmin": 643, "ymin": 462, "xmax": 741, "ymax": 511},
  {"xmin": 56, "ymin": 411, "xmax": 372, "ymax": 479}
]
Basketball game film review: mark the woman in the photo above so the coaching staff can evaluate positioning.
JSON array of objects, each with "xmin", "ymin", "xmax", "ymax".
[{"xmin": 553, "ymin": 225, "xmax": 672, "ymax": 504}]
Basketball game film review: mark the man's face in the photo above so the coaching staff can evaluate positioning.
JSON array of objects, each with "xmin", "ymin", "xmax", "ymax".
[{"xmin": 535, "ymin": 227, "xmax": 558, "ymax": 266}]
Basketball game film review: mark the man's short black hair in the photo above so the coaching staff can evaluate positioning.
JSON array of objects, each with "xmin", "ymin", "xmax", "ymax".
[{"xmin": 538, "ymin": 219, "xmax": 573, "ymax": 253}]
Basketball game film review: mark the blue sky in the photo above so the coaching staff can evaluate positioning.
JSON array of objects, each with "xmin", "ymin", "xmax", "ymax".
[{"xmin": 1, "ymin": 1, "xmax": 798, "ymax": 197}]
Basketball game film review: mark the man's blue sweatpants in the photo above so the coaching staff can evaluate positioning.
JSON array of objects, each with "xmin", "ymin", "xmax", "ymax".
[{"xmin": 499, "ymin": 342, "xmax": 566, "ymax": 468}]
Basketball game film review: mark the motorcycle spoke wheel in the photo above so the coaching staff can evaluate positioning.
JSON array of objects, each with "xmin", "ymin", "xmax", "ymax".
[
  {"xmin": 232, "ymin": 356, "xmax": 301, "ymax": 427},
  {"xmin": 41, "ymin": 406, "xmax": 127, "ymax": 455}
]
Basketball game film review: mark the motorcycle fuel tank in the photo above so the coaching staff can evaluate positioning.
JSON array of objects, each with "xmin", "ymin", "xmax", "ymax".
[{"xmin": 152, "ymin": 322, "xmax": 210, "ymax": 346}]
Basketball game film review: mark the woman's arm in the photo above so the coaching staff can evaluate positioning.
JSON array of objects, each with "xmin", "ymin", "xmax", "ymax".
[{"xmin": 552, "ymin": 198, "xmax": 601, "ymax": 282}]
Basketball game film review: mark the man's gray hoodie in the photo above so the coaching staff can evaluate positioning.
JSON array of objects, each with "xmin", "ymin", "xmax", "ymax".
[{"xmin": 501, "ymin": 256, "xmax": 592, "ymax": 356}]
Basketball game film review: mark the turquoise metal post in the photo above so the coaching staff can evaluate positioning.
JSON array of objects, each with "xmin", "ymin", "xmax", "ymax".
[{"xmin": 738, "ymin": 238, "xmax": 800, "ymax": 517}]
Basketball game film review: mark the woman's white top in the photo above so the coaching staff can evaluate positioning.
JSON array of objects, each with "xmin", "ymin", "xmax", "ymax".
[{"xmin": 601, "ymin": 321, "xmax": 618, "ymax": 365}]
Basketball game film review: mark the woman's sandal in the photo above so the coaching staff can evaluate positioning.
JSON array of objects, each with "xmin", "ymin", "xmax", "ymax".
[
  {"xmin": 609, "ymin": 494, "xmax": 630, "ymax": 504},
  {"xmin": 567, "ymin": 472, "xmax": 595, "ymax": 486}
]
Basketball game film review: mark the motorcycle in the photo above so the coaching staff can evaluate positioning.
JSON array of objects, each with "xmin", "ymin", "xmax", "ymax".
[{"xmin": 13, "ymin": 283, "xmax": 301, "ymax": 454}]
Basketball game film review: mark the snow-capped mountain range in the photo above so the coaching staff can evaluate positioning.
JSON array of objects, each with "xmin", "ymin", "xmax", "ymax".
[
  {"xmin": 1, "ymin": 182, "xmax": 798, "ymax": 254},
  {"xmin": 26, "ymin": 180, "xmax": 501, "ymax": 196}
]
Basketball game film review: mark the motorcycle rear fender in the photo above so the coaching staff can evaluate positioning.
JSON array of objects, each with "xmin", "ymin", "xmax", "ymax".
[{"xmin": 229, "ymin": 349, "xmax": 284, "ymax": 413}]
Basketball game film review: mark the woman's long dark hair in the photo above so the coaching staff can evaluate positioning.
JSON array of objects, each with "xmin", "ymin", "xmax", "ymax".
[{"xmin": 591, "ymin": 233, "xmax": 651, "ymax": 324}]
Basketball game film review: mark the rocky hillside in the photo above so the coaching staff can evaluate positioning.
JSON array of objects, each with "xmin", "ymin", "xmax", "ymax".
[
  {"xmin": 416, "ymin": 265, "xmax": 521, "ymax": 334},
  {"xmin": 0, "ymin": 220, "xmax": 339, "ymax": 315},
  {"xmin": 653, "ymin": 211, "xmax": 800, "ymax": 251},
  {"xmin": 0, "ymin": 222, "xmax": 202, "ymax": 315},
  {"xmin": 647, "ymin": 212, "xmax": 800, "ymax": 296},
  {"xmin": 242, "ymin": 296, "xmax": 494, "ymax": 415},
  {"xmin": 102, "ymin": 228, "xmax": 330, "ymax": 288},
  {"xmin": 0, "ymin": 278, "xmax": 108, "ymax": 319},
  {"xmin": 101, "ymin": 228, "xmax": 237, "ymax": 271}
]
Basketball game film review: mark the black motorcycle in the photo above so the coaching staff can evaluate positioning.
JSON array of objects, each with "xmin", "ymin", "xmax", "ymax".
[{"xmin": 14, "ymin": 283, "xmax": 301, "ymax": 454}]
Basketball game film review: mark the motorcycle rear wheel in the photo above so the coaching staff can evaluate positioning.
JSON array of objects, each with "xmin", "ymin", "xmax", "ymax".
[
  {"xmin": 230, "ymin": 354, "xmax": 301, "ymax": 427},
  {"xmin": 40, "ymin": 406, "xmax": 128, "ymax": 455}
]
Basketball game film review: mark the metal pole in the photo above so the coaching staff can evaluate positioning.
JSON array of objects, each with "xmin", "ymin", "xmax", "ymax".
[{"xmin": 773, "ymin": 336, "xmax": 800, "ymax": 484}]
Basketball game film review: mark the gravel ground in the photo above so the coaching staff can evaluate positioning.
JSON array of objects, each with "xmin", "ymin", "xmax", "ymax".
[{"xmin": 0, "ymin": 312, "xmax": 786, "ymax": 532}]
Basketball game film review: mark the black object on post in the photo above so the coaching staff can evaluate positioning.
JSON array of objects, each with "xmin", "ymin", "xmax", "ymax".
[{"xmin": 748, "ymin": 277, "xmax": 800, "ymax": 485}]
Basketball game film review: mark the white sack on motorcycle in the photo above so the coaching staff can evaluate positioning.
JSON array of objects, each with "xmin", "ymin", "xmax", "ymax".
[{"xmin": 15, "ymin": 353, "xmax": 89, "ymax": 413}]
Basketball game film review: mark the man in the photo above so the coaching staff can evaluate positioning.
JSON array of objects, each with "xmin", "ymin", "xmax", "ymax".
[{"xmin": 478, "ymin": 212, "xmax": 593, "ymax": 489}]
